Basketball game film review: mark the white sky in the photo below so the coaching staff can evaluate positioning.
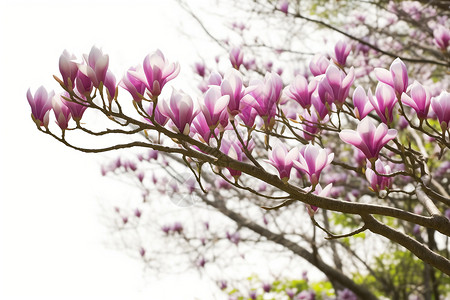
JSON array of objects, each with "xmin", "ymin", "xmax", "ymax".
[{"xmin": 0, "ymin": 0, "xmax": 227, "ymax": 299}]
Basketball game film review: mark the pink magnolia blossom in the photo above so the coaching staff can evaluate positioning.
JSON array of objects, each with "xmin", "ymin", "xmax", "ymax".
[
  {"xmin": 352, "ymin": 85, "xmax": 374, "ymax": 120},
  {"xmin": 365, "ymin": 160, "xmax": 392, "ymax": 193},
  {"xmin": 158, "ymin": 89, "xmax": 198, "ymax": 134},
  {"xmin": 193, "ymin": 61, "xmax": 206, "ymax": 77},
  {"xmin": 220, "ymin": 69, "xmax": 251, "ymax": 117},
  {"xmin": 401, "ymin": 81, "xmax": 431, "ymax": 120},
  {"xmin": 247, "ymin": 72, "xmax": 283, "ymax": 128},
  {"xmin": 220, "ymin": 139, "xmax": 243, "ymax": 178},
  {"xmin": 309, "ymin": 54, "xmax": 330, "ymax": 76},
  {"xmin": 339, "ymin": 117, "xmax": 397, "ymax": 162},
  {"xmin": 267, "ymin": 143, "xmax": 299, "ymax": 183},
  {"xmin": 27, "ymin": 86, "xmax": 54, "ymax": 127},
  {"xmin": 374, "ymin": 58, "xmax": 408, "ymax": 96},
  {"xmin": 58, "ymin": 50, "xmax": 78, "ymax": 88},
  {"xmin": 200, "ymin": 86, "xmax": 230, "ymax": 129},
  {"xmin": 304, "ymin": 183, "xmax": 333, "ymax": 215},
  {"xmin": 192, "ymin": 113, "xmax": 216, "ymax": 144},
  {"xmin": 144, "ymin": 102, "xmax": 169, "ymax": 126},
  {"xmin": 61, "ymin": 90, "xmax": 88, "ymax": 122},
  {"xmin": 431, "ymin": 91, "xmax": 450, "ymax": 131},
  {"xmin": 368, "ymin": 83, "xmax": 398, "ymax": 124},
  {"xmin": 334, "ymin": 40, "xmax": 352, "ymax": 66},
  {"xmin": 207, "ymin": 71, "xmax": 223, "ymax": 86},
  {"xmin": 318, "ymin": 65, "xmax": 354, "ymax": 108},
  {"xmin": 74, "ymin": 70, "xmax": 93, "ymax": 96},
  {"xmin": 104, "ymin": 71, "xmax": 116, "ymax": 101},
  {"xmin": 277, "ymin": 0, "xmax": 289, "ymax": 14},
  {"xmin": 131, "ymin": 50, "xmax": 180, "ymax": 98},
  {"xmin": 120, "ymin": 66, "xmax": 147, "ymax": 102},
  {"xmin": 299, "ymin": 107, "xmax": 323, "ymax": 141},
  {"xmin": 237, "ymin": 105, "xmax": 258, "ymax": 128},
  {"xmin": 293, "ymin": 144, "xmax": 334, "ymax": 186},
  {"xmin": 284, "ymin": 75, "xmax": 317, "ymax": 109},
  {"xmin": 78, "ymin": 46, "xmax": 109, "ymax": 88},
  {"xmin": 229, "ymin": 46, "xmax": 244, "ymax": 70},
  {"xmin": 52, "ymin": 94, "xmax": 71, "ymax": 130},
  {"xmin": 433, "ymin": 25, "xmax": 450, "ymax": 50}
]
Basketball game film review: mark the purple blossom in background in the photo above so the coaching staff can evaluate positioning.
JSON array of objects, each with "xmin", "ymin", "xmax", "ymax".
[
  {"xmin": 220, "ymin": 139, "xmax": 244, "ymax": 178},
  {"xmin": 334, "ymin": 40, "xmax": 352, "ymax": 66},
  {"xmin": 52, "ymin": 95, "xmax": 71, "ymax": 130},
  {"xmin": 431, "ymin": 91, "xmax": 450, "ymax": 131},
  {"xmin": 193, "ymin": 61, "xmax": 206, "ymax": 77},
  {"xmin": 158, "ymin": 89, "xmax": 198, "ymax": 134},
  {"xmin": 249, "ymin": 290, "xmax": 257, "ymax": 300},
  {"xmin": 309, "ymin": 54, "xmax": 330, "ymax": 76},
  {"xmin": 296, "ymin": 290, "xmax": 315, "ymax": 300},
  {"xmin": 278, "ymin": 0, "xmax": 289, "ymax": 14},
  {"xmin": 352, "ymin": 85, "xmax": 374, "ymax": 120},
  {"xmin": 368, "ymin": 83, "xmax": 398, "ymax": 124},
  {"xmin": 294, "ymin": 144, "xmax": 334, "ymax": 186},
  {"xmin": 262, "ymin": 282, "xmax": 272, "ymax": 293},
  {"xmin": 337, "ymin": 288, "xmax": 357, "ymax": 300},
  {"xmin": 339, "ymin": 117, "xmax": 397, "ymax": 162},
  {"xmin": 78, "ymin": 46, "xmax": 109, "ymax": 88},
  {"xmin": 374, "ymin": 58, "xmax": 408, "ymax": 97},
  {"xmin": 27, "ymin": 86, "xmax": 54, "ymax": 127},
  {"xmin": 401, "ymin": 81, "xmax": 431, "ymax": 120},
  {"xmin": 267, "ymin": 143, "xmax": 299, "ymax": 183},
  {"xmin": 433, "ymin": 24, "xmax": 450, "ymax": 50},
  {"xmin": 365, "ymin": 160, "xmax": 392, "ymax": 192},
  {"xmin": 229, "ymin": 46, "xmax": 244, "ymax": 69}
]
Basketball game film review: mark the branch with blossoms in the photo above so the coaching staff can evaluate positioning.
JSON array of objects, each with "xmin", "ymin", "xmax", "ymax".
[{"xmin": 28, "ymin": 40, "xmax": 450, "ymax": 279}]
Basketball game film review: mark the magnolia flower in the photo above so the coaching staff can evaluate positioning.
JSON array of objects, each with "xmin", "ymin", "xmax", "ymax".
[
  {"xmin": 278, "ymin": 0, "xmax": 288, "ymax": 14},
  {"xmin": 52, "ymin": 94, "xmax": 71, "ymax": 130},
  {"xmin": 339, "ymin": 117, "xmax": 397, "ymax": 162},
  {"xmin": 365, "ymin": 160, "xmax": 392, "ymax": 193},
  {"xmin": 58, "ymin": 50, "xmax": 78, "ymax": 88},
  {"xmin": 220, "ymin": 139, "xmax": 243, "ymax": 178},
  {"xmin": 158, "ymin": 89, "xmax": 198, "ymax": 134},
  {"xmin": 334, "ymin": 40, "xmax": 352, "ymax": 66},
  {"xmin": 267, "ymin": 143, "xmax": 299, "ymax": 183},
  {"xmin": 318, "ymin": 65, "xmax": 354, "ymax": 107},
  {"xmin": 131, "ymin": 50, "xmax": 180, "ymax": 98},
  {"xmin": 220, "ymin": 69, "xmax": 251, "ymax": 117},
  {"xmin": 120, "ymin": 66, "xmax": 147, "ymax": 102},
  {"xmin": 27, "ymin": 86, "xmax": 54, "ymax": 127},
  {"xmin": 368, "ymin": 83, "xmax": 398, "ymax": 124},
  {"xmin": 309, "ymin": 54, "xmax": 330, "ymax": 76},
  {"xmin": 144, "ymin": 102, "xmax": 168, "ymax": 126},
  {"xmin": 352, "ymin": 85, "xmax": 374, "ymax": 120},
  {"xmin": 284, "ymin": 75, "xmax": 317, "ymax": 109},
  {"xmin": 60, "ymin": 90, "xmax": 88, "ymax": 121},
  {"xmin": 431, "ymin": 91, "xmax": 450, "ymax": 131},
  {"xmin": 200, "ymin": 86, "xmax": 230, "ymax": 129},
  {"xmin": 229, "ymin": 46, "xmax": 244, "ymax": 69},
  {"xmin": 374, "ymin": 58, "xmax": 408, "ymax": 96},
  {"xmin": 293, "ymin": 144, "xmax": 334, "ymax": 186},
  {"xmin": 401, "ymin": 81, "xmax": 431, "ymax": 120},
  {"xmin": 78, "ymin": 46, "xmax": 109, "ymax": 88},
  {"xmin": 433, "ymin": 24, "xmax": 450, "ymax": 50},
  {"xmin": 305, "ymin": 183, "xmax": 333, "ymax": 215}
]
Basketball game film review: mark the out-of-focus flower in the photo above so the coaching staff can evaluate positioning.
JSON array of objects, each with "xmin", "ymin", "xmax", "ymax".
[
  {"xmin": 229, "ymin": 46, "xmax": 244, "ymax": 70},
  {"xmin": 334, "ymin": 40, "xmax": 352, "ymax": 66},
  {"xmin": 433, "ymin": 25, "xmax": 450, "ymax": 50},
  {"xmin": 339, "ymin": 117, "xmax": 397, "ymax": 162},
  {"xmin": 278, "ymin": 0, "xmax": 289, "ymax": 14}
]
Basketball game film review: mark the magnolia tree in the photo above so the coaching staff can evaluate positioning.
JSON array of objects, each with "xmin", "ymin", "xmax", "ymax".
[{"xmin": 28, "ymin": 0, "xmax": 450, "ymax": 299}]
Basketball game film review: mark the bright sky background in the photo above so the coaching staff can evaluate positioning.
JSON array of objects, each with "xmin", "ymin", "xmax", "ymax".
[{"xmin": 0, "ymin": 0, "xmax": 227, "ymax": 299}]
